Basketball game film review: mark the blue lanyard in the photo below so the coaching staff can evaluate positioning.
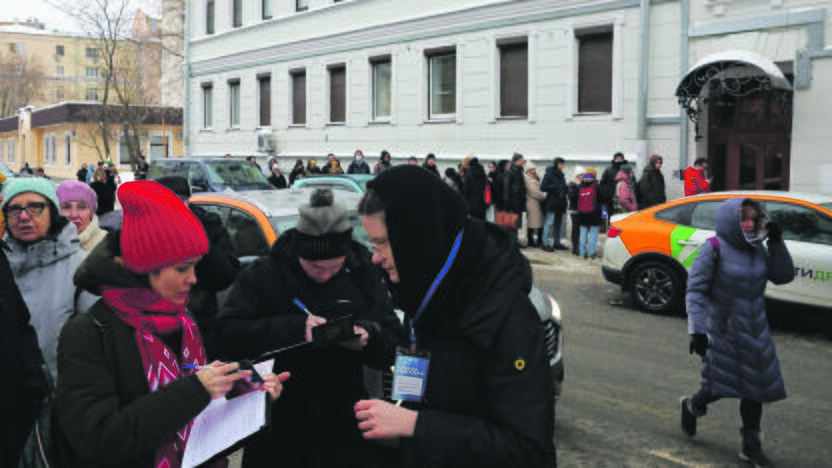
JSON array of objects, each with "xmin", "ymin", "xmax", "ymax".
[{"xmin": 409, "ymin": 229, "xmax": 464, "ymax": 347}]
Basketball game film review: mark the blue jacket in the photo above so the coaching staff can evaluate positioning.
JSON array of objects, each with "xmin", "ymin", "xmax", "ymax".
[
  {"xmin": 539, "ymin": 165, "xmax": 567, "ymax": 213},
  {"xmin": 686, "ymin": 198, "xmax": 794, "ymax": 402}
]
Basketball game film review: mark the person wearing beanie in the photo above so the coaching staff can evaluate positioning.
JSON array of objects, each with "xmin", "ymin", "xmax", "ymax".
[
  {"xmin": 375, "ymin": 149, "xmax": 393, "ymax": 175},
  {"xmin": 307, "ymin": 159, "xmax": 322, "ymax": 175},
  {"xmin": 613, "ymin": 164, "xmax": 638, "ymax": 214},
  {"xmin": 422, "ymin": 153, "xmax": 440, "ymax": 177},
  {"xmin": 57, "ymin": 180, "xmax": 107, "ymax": 252},
  {"xmin": 2, "ymin": 178, "xmax": 98, "ymax": 384},
  {"xmin": 354, "ymin": 165, "xmax": 556, "ymax": 467},
  {"xmin": 540, "ymin": 157, "xmax": 569, "ymax": 251},
  {"xmin": 524, "ymin": 162, "xmax": 545, "ymax": 248},
  {"xmin": 290, "ymin": 158, "xmax": 307, "ymax": 185},
  {"xmin": 500, "ymin": 152, "xmax": 527, "ymax": 240},
  {"xmin": 639, "ymin": 154, "xmax": 666, "ymax": 209},
  {"xmin": 56, "ymin": 181, "xmax": 287, "ymax": 468},
  {"xmin": 216, "ymin": 188, "xmax": 405, "ymax": 468},
  {"xmin": 575, "ymin": 170, "xmax": 608, "ymax": 259},
  {"xmin": 155, "ymin": 175, "xmax": 241, "ymax": 356}
]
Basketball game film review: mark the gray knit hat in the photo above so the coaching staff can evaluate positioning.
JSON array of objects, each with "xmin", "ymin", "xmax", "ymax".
[{"xmin": 294, "ymin": 189, "xmax": 353, "ymax": 260}]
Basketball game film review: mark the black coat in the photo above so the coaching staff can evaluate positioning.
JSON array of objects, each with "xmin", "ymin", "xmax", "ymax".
[
  {"xmin": 422, "ymin": 163, "xmax": 440, "ymax": 177},
  {"xmin": 462, "ymin": 163, "xmax": 487, "ymax": 220},
  {"xmin": 0, "ymin": 242, "xmax": 48, "ymax": 467},
  {"xmin": 502, "ymin": 165, "xmax": 527, "ymax": 214},
  {"xmin": 365, "ymin": 166, "xmax": 556, "ymax": 468},
  {"xmin": 189, "ymin": 204, "xmax": 241, "ymax": 358},
  {"xmin": 540, "ymin": 165, "xmax": 568, "ymax": 214},
  {"xmin": 347, "ymin": 160, "xmax": 371, "ymax": 174},
  {"xmin": 289, "ymin": 167, "xmax": 305, "ymax": 185},
  {"xmin": 216, "ymin": 231, "xmax": 406, "ymax": 468},
  {"xmin": 268, "ymin": 173, "xmax": 288, "ymax": 189},
  {"xmin": 638, "ymin": 167, "xmax": 666, "ymax": 209}
]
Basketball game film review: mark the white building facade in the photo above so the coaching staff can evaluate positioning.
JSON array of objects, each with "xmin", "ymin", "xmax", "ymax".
[{"xmin": 185, "ymin": 0, "xmax": 832, "ymax": 197}]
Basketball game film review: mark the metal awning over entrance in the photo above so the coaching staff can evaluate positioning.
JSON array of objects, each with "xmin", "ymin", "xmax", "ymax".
[{"xmin": 675, "ymin": 50, "xmax": 793, "ymax": 139}]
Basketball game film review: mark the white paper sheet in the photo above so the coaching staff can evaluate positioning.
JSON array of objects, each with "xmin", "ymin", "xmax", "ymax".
[{"xmin": 181, "ymin": 359, "xmax": 274, "ymax": 468}]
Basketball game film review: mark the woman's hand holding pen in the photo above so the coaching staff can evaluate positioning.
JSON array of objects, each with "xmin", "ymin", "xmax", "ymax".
[
  {"xmin": 305, "ymin": 316, "xmax": 327, "ymax": 342},
  {"xmin": 196, "ymin": 361, "xmax": 251, "ymax": 400}
]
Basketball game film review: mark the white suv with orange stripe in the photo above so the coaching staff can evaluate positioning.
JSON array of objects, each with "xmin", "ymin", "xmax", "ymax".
[{"xmin": 602, "ymin": 191, "xmax": 832, "ymax": 313}]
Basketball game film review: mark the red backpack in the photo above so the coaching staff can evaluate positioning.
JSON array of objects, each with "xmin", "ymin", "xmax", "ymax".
[
  {"xmin": 578, "ymin": 185, "xmax": 597, "ymax": 213},
  {"xmin": 484, "ymin": 180, "xmax": 492, "ymax": 206}
]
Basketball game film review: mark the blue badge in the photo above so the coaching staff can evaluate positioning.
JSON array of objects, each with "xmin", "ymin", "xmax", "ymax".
[{"xmin": 392, "ymin": 351, "xmax": 430, "ymax": 402}]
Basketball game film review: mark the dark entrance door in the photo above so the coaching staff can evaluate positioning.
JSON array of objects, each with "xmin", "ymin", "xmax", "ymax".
[{"xmin": 707, "ymin": 84, "xmax": 792, "ymax": 191}]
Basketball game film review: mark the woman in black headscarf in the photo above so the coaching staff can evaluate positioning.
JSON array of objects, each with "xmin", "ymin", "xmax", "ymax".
[{"xmin": 354, "ymin": 165, "xmax": 555, "ymax": 468}]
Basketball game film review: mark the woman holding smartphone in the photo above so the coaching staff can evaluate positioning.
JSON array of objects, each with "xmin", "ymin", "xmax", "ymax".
[{"xmin": 55, "ymin": 181, "xmax": 287, "ymax": 468}]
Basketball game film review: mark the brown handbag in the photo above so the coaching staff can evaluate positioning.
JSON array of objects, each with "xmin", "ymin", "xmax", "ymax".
[{"xmin": 495, "ymin": 211, "xmax": 518, "ymax": 228}]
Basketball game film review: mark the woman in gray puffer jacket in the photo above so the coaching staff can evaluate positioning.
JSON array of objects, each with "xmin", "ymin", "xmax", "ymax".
[{"xmin": 679, "ymin": 198, "xmax": 794, "ymax": 468}]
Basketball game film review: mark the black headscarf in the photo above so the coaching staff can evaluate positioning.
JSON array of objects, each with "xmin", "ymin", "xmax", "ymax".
[{"xmin": 366, "ymin": 165, "xmax": 469, "ymax": 315}]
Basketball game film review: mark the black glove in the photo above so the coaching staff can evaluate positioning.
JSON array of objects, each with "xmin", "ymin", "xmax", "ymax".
[
  {"xmin": 766, "ymin": 222, "xmax": 783, "ymax": 243},
  {"xmin": 689, "ymin": 334, "xmax": 708, "ymax": 357}
]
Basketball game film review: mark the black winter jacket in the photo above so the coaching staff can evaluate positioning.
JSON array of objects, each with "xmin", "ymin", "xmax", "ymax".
[
  {"xmin": 462, "ymin": 163, "xmax": 487, "ymax": 220},
  {"xmin": 189, "ymin": 204, "xmax": 241, "ymax": 358},
  {"xmin": 502, "ymin": 165, "xmax": 527, "ymax": 214},
  {"xmin": 347, "ymin": 160, "xmax": 371, "ymax": 174},
  {"xmin": 540, "ymin": 166, "xmax": 568, "ymax": 214},
  {"xmin": 0, "ymin": 242, "xmax": 48, "ymax": 467},
  {"xmin": 58, "ymin": 235, "xmax": 212, "ymax": 468},
  {"xmin": 216, "ymin": 230, "xmax": 406, "ymax": 468}
]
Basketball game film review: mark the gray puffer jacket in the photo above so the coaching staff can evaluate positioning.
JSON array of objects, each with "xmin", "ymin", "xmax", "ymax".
[
  {"xmin": 686, "ymin": 198, "xmax": 794, "ymax": 402},
  {"xmin": 4, "ymin": 218, "xmax": 98, "ymax": 380}
]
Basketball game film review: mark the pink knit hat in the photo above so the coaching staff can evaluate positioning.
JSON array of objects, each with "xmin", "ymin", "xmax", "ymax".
[
  {"xmin": 56, "ymin": 180, "xmax": 98, "ymax": 214},
  {"xmin": 118, "ymin": 181, "xmax": 208, "ymax": 273}
]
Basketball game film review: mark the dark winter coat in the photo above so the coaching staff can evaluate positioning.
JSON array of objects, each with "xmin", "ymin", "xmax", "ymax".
[
  {"xmin": 462, "ymin": 162, "xmax": 488, "ymax": 220},
  {"xmin": 289, "ymin": 167, "xmax": 305, "ymax": 186},
  {"xmin": 422, "ymin": 163, "xmax": 440, "ymax": 177},
  {"xmin": 365, "ymin": 166, "xmax": 556, "ymax": 467},
  {"xmin": 638, "ymin": 167, "xmax": 666, "ymax": 209},
  {"xmin": 502, "ymin": 165, "xmax": 527, "ymax": 214},
  {"xmin": 490, "ymin": 169, "xmax": 505, "ymax": 211},
  {"xmin": 57, "ymin": 234, "xmax": 212, "ymax": 468},
  {"xmin": 216, "ymin": 230, "xmax": 406, "ymax": 468},
  {"xmin": 76, "ymin": 167, "xmax": 88, "ymax": 182},
  {"xmin": 575, "ymin": 179, "xmax": 605, "ymax": 227},
  {"xmin": 0, "ymin": 242, "xmax": 49, "ymax": 468},
  {"xmin": 686, "ymin": 198, "xmax": 795, "ymax": 402},
  {"xmin": 540, "ymin": 165, "xmax": 568, "ymax": 214},
  {"xmin": 600, "ymin": 159, "xmax": 625, "ymax": 204},
  {"xmin": 268, "ymin": 173, "xmax": 288, "ymax": 189},
  {"xmin": 188, "ymin": 204, "xmax": 241, "ymax": 359},
  {"xmin": 347, "ymin": 159, "xmax": 371, "ymax": 174}
]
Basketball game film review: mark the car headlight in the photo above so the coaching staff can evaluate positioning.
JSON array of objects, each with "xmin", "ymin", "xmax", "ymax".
[{"xmin": 548, "ymin": 295, "xmax": 562, "ymax": 322}]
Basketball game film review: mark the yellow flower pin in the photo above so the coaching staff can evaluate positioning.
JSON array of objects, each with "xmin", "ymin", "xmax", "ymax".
[{"xmin": 514, "ymin": 358, "xmax": 526, "ymax": 371}]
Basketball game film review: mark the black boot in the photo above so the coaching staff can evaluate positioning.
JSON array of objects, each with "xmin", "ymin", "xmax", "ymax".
[
  {"xmin": 536, "ymin": 229, "xmax": 544, "ymax": 249},
  {"xmin": 739, "ymin": 428, "xmax": 771, "ymax": 467},
  {"xmin": 526, "ymin": 229, "xmax": 536, "ymax": 248}
]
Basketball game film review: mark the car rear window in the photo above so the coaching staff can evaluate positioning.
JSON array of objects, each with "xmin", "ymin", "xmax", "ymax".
[
  {"xmin": 147, "ymin": 162, "xmax": 178, "ymax": 179},
  {"xmin": 654, "ymin": 204, "xmax": 692, "ymax": 225},
  {"xmin": 205, "ymin": 161, "xmax": 270, "ymax": 187}
]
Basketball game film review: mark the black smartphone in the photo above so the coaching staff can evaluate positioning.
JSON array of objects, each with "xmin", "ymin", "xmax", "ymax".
[
  {"xmin": 225, "ymin": 359, "xmax": 265, "ymax": 400},
  {"xmin": 311, "ymin": 315, "xmax": 360, "ymax": 345}
]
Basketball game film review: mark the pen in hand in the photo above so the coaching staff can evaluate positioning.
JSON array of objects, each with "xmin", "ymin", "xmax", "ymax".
[
  {"xmin": 293, "ymin": 299, "xmax": 314, "ymax": 316},
  {"xmin": 182, "ymin": 364, "xmax": 210, "ymax": 370}
]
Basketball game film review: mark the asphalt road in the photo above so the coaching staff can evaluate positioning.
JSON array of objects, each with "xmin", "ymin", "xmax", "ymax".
[{"xmin": 528, "ymin": 247, "xmax": 832, "ymax": 467}]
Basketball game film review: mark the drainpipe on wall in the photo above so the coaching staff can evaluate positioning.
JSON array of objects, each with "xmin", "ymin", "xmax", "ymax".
[
  {"xmin": 636, "ymin": 0, "xmax": 651, "ymax": 171},
  {"xmin": 678, "ymin": 0, "xmax": 690, "ymax": 179},
  {"xmin": 183, "ymin": 0, "xmax": 191, "ymax": 158}
]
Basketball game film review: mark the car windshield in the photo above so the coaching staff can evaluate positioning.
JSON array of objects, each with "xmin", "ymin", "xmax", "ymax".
[
  {"xmin": 297, "ymin": 181, "xmax": 358, "ymax": 193},
  {"xmin": 270, "ymin": 213, "xmax": 369, "ymax": 247},
  {"xmin": 205, "ymin": 162, "xmax": 271, "ymax": 189}
]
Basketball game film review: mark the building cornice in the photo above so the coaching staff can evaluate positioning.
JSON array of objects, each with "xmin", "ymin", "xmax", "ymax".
[{"xmin": 190, "ymin": 0, "xmax": 640, "ymax": 77}]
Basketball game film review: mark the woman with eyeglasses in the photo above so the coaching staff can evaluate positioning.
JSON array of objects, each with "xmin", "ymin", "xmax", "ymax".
[{"xmin": 1, "ymin": 178, "xmax": 98, "ymax": 382}]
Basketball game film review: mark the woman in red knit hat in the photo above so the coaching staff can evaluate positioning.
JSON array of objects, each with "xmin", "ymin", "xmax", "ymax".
[{"xmin": 55, "ymin": 181, "xmax": 288, "ymax": 468}]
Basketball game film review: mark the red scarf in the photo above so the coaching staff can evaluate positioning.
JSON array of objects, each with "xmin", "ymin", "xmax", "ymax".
[{"xmin": 103, "ymin": 287, "xmax": 211, "ymax": 468}]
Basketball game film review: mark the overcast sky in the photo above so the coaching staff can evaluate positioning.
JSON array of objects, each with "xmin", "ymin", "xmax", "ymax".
[{"xmin": 2, "ymin": 0, "xmax": 159, "ymax": 34}]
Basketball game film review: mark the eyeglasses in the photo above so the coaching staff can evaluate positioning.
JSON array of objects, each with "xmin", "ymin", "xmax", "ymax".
[
  {"xmin": 365, "ymin": 238, "xmax": 388, "ymax": 253},
  {"xmin": 6, "ymin": 202, "xmax": 47, "ymax": 220}
]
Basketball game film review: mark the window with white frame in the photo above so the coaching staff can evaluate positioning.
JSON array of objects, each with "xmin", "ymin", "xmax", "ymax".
[
  {"xmin": 56, "ymin": 65, "xmax": 64, "ymax": 76},
  {"xmin": 232, "ymin": 0, "xmax": 243, "ymax": 27},
  {"xmin": 328, "ymin": 65, "xmax": 346, "ymax": 124},
  {"xmin": 15, "ymin": 42, "xmax": 25, "ymax": 55},
  {"xmin": 258, "ymin": 74, "xmax": 271, "ymax": 127},
  {"xmin": 206, "ymin": 0, "xmax": 215, "ymax": 34},
  {"xmin": 262, "ymin": 0, "xmax": 272, "ymax": 19},
  {"xmin": 8, "ymin": 138, "xmax": 15, "ymax": 163},
  {"xmin": 56, "ymin": 88, "xmax": 65, "ymax": 101},
  {"xmin": 426, "ymin": 48, "xmax": 456, "ymax": 119},
  {"xmin": 86, "ymin": 88, "xmax": 99, "ymax": 101},
  {"xmin": 498, "ymin": 39, "xmax": 529, "ymax": 118},
  {"xmin": 202, "ymin": 83, "xmax": 213, "ymax": 128},
  {"xmin": 371, "ymin": 56, "xmax": 391, "ymax": 120},
  {"xmin": 64, "ymin": 132, "xmax": 72, "ymax": 166},
  {"xmin": 44, "ymin": 134, "xmax": 57, "ymax": 166},
  {"xmin": 296, "ymin": 0, "xmax": 309, "ymax": 12},
  {"xmin": 576, "ymin": 26, "xmax": 613, "ymax": 114},
  {"xmin": 290, "ymin": 69, "xmax": 306, "ymax": 125},
  {"xmin": 228, "ymin": 79, "xmax": 241, "ymax": 128},
  {"xmin": 86, "ymin": 48, "xmax": 100, "ymax": 61},
  {"xmin": 86, "ymin": 67, "xmax": 100, "ymax": 78}
]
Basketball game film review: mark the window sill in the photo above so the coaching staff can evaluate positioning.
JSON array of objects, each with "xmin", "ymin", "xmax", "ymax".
[
  {"xmin": 326, "ymin": 122, "xmax": 346, "ymax": 127},
  {"xmin": 495, "ymin": 116, "xmax": 528, "ymax": 122},
  {"xmin": 226, "ymin": 127, "xmax": 241, "ymax": 132},
  {"xmin": 199, "ymin": 128, "xmax": 214, "ymax": 133},
  {"xmin": 288, "ymin": 124, "xmax": 307, "ymax": 129},
  {"xmin": 369, "ymin": 119, "xmax": 391, "ymax": 125},
  {"xmin": 423, "ymin": 118, "xmax": 456, "ymax": 124},
  {"xmin": 568, "ymin": 112, "xmax": 619, "ymax": 122}
]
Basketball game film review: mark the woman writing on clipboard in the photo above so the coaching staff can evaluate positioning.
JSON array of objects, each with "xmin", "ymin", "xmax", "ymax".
[{"xmin": 55, "ymin": 181, "xmax": 288, "ymax": 468}]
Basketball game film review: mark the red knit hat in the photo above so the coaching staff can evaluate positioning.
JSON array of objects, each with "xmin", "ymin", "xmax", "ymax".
[{"xmin": 118, "ymin": 181, "xmax": 208, "ymax": 273}]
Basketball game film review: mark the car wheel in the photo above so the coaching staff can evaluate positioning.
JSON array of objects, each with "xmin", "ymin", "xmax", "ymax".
[{"xmin": 628, "ymin": 261, "xmax": 684, "ymax": 314}]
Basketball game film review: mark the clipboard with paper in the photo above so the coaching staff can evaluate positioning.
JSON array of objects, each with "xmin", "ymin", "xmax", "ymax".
[{"xmin": 181, "ymin": 359, "xmax": 275, "ymax": 468}]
